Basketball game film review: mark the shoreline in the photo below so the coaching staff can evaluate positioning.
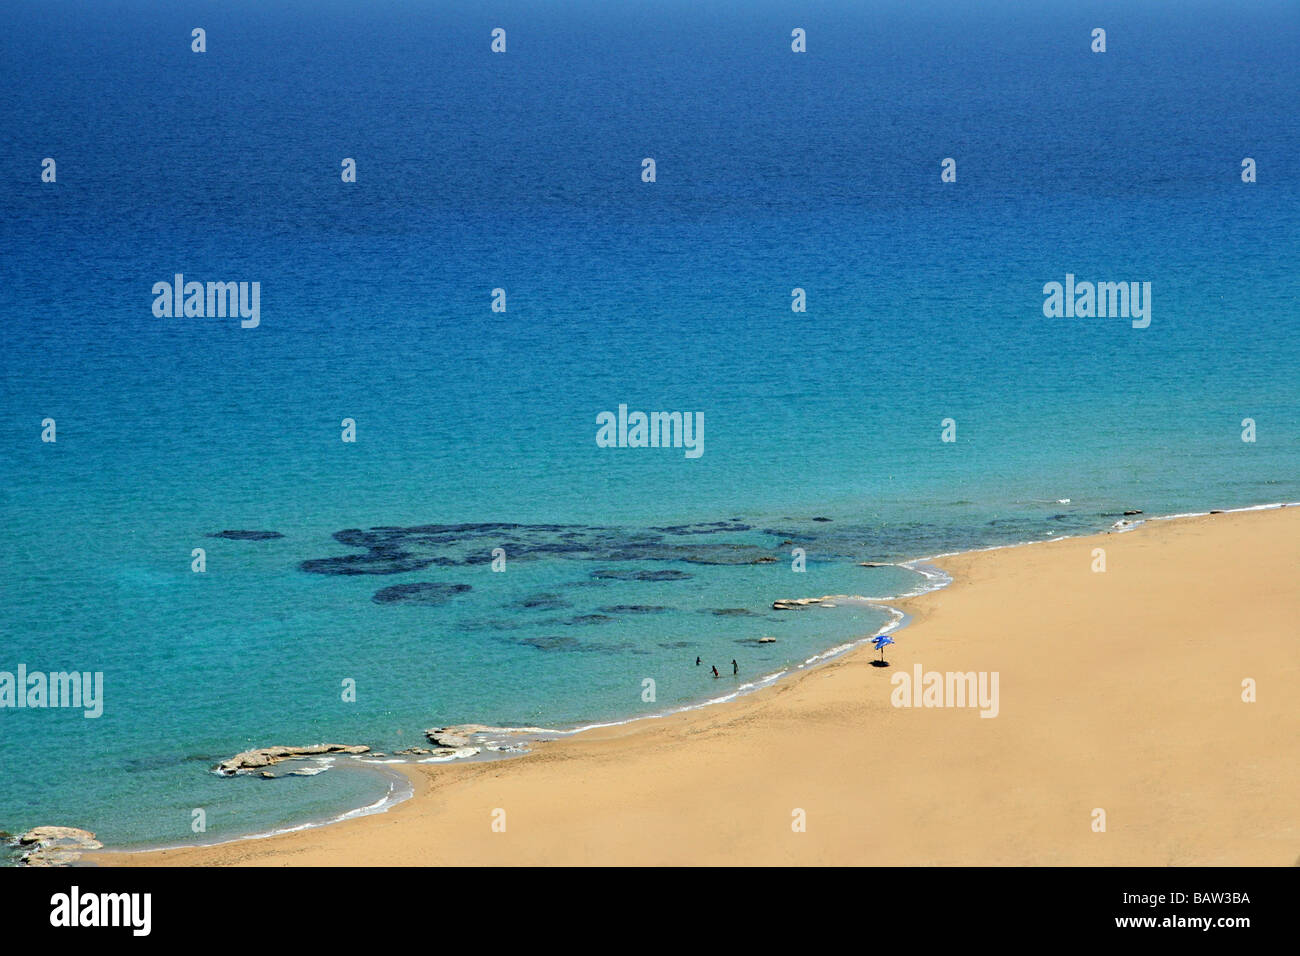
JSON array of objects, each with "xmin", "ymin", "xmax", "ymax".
[{"xmin": 89, "ymin": 500, "xmax": 1300, "ymax": 866}]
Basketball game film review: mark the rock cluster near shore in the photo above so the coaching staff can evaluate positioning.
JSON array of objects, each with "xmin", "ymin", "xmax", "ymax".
[
  {"xmin": 216, "ymin": 743, "xmax": 370, "ymax": 775},
  {"xmin": 426, "ymin": 729, "xmax": 471, "ymax": 748},
  {"xmin": 425, "ymin": 725, "xmax": 494, "ymax": 747},
  {"xmin": 16, "ymin": 826, "xmax": 102, "ymax": 866},
  {"xmin": 422, "ymin": 726, "xmax": 498, "ymax": 757}
]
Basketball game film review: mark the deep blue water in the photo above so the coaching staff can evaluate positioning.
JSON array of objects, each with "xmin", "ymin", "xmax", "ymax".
[{"xmin": 1, "ymin": 0, "xmax": 1297, "ymax": 851}]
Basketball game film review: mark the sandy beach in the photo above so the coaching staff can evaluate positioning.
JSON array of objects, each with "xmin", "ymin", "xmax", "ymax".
[{"xmin": 95, "ymin": 506, "xmax": 1300, "ymax": 867}]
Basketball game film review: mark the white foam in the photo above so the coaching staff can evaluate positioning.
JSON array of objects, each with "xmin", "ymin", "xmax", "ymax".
[
  {"xmin": 287, "ymin": 765, "xmax": 330, "ymax": 777},
  {"xmin": 415, "ymin": 746, "xmax": 480, "ymax": 763},
  {"xmin": 1151, "ymin": 501, "xmax": 1294, "ymax": 522}
]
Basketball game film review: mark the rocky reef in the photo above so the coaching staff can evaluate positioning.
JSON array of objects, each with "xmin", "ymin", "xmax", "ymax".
[{"xmin": 296, "ymin": 521, "xmax": 790, "ymax": 580}]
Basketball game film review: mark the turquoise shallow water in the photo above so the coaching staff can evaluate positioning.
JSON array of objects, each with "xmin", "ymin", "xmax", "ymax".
[{"xmin": 1, "ymin": 0, "xmax": 1298, "ymax": 853}]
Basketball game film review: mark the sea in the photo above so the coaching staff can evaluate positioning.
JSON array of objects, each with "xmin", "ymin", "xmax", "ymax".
[{"xmin": 1, "ymin": 0, "xmax": 1297, "ymax": 855}]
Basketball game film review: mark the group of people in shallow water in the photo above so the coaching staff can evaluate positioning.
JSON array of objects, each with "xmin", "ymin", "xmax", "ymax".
[{"xmin": 696, "ymin": 656, "xmax": 738, "ymax": 678}]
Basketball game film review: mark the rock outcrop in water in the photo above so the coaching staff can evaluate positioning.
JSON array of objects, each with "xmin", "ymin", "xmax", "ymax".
[
  {"xmin": 421, "ymin": 726, "xmax": 490, "ymax": 759},
  {"xmin": 17, "ymin": 826, "xmax": 102, "ymax": 866},
  {"xmin": 208, "ymin": 530, "xmax": 284, "ymax": 541},
  {"xmin": 216, "ymin": 743, "xmax": 370, "ymax": 775},
  {"xmin": 425, "ymin": 729, "xmax": 472, "ymax": 748},
  {"xmin": 769, "ymin": 595, "xmax": 842, "ymax": 608}
]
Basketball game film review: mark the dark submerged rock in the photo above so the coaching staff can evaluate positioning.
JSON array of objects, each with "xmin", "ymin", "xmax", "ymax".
[
  {"xmin": 520, "ymin": 636, "xmax": 582, "ymax": 652},
  {"xmin": 590, "ymin": 568, "xmax": 692, "ymax": 582},
  {"xmin": 301, "ymin": 553, "xmax": 442, "ymax": 575},
  {"xmin": 372, "ymin": 582, "xmax": 472, "ymax": 605},
  {"xmin": 511, "ymin": 593, "xmax": 572, "ymax": 611}
]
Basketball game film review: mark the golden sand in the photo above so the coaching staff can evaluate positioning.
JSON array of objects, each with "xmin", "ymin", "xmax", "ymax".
[{"xmin": 95, "ymin": 506, "xmax": 1300, "ymax": 866}]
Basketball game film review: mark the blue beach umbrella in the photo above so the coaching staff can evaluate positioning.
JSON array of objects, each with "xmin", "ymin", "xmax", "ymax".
[{"xmin": 871, "ymin": 634, "xmax": 895, "ymax": 662}]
